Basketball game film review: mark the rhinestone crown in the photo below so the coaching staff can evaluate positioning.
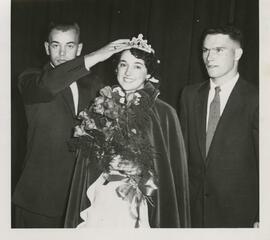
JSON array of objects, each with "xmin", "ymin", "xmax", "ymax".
[{"xmin": 128, "ymin": 34, "xmax": 154, "ymax": 53}]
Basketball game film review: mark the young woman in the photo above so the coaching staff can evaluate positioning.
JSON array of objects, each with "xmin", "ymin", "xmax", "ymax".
[{"xmin": 64, "ymin": 35, "xmax": 190, "ymax": 228}]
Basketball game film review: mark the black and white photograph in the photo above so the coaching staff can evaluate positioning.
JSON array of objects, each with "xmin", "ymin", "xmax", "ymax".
[{"xmin": 1, "ymin": 0, "xmax": 270, "ymax": 239}]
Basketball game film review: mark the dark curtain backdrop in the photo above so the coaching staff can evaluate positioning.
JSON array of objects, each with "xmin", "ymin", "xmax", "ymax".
[{"xmin": 11, "ymin": 0, "xmax": 258, "ymax": 208}]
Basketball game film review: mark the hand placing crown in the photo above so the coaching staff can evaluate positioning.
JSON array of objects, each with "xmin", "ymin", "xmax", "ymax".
[{"xmin": 128, "ymin": 34, "xmax": 155, "ymax": 53}]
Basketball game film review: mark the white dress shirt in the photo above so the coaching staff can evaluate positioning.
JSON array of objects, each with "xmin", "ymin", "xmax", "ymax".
[
  {"xmin": 69, "ymin": 81, "xmax": 79, "ymax": 115},
  {"xmin": 206, "ymin": 73, "xmax": 239, "ymax": 130}
]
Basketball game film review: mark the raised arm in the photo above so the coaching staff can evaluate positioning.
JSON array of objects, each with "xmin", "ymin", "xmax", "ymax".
[{"xmin": 19, "ymin": 39, "xmax": 131, "ymax": 104}]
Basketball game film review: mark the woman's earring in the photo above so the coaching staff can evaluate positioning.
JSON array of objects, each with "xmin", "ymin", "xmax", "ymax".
[{"xmin": 147, "ymin": 76, "xmax": 159, "ymax": 83}]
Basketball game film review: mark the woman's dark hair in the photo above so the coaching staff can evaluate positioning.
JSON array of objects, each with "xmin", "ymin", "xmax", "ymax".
[{"xmin": 113, "ymin": 48, "xmax": 159, "ymax": 77}]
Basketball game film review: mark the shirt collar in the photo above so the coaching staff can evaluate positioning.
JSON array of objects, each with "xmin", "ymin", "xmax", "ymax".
[
  {"xmin": 209, "ymin": 73, "xmax": 239, "ymax": 90},
  {"xmin": 50, "ymin": 62, "xmax": 55, "ymax": 68}
]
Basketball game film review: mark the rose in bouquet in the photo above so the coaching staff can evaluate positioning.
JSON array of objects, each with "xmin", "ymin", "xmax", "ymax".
[{"xmin": 72, "ymin": 85, "xmax": 157, "ymax": 190}]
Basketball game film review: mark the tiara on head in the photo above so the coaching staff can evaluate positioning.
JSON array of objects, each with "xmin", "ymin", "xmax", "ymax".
[{"xmin": 128, "ymin": 34, "xmax": 155, "ymax": 53}]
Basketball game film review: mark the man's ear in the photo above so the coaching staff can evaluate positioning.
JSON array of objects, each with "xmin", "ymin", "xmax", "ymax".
[
  {"xmin": 235, "ymin": 48, "xmax": 243, "ymax": 61},
  {"xmin": 76, "ymin": 43, "xmax": 83, "ymax": 56},
  {"xmin": 44, "ymin": 42, "xmax": 50, "ymax": 56}
]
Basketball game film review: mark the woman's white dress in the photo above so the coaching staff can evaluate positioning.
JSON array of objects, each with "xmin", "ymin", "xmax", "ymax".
[{"xmin": 77, "ymin": 172, "xmax": 150, "ymax": 228}]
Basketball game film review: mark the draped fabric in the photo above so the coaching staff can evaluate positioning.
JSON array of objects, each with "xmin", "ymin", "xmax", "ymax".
[
  {"xmin": 76, "ymin": 173, "xmax": 151, "ymax": 228},
  {"xmin": 63, "ymin": 150, "xmax": 100, "ymax": 228},
  {"xmin": 64, "ymin": 83, "xmax": 190, "ymax": 228},
  {"xmin": 146, "ymin": 98, "xmax": 191, "ymax": 227}
]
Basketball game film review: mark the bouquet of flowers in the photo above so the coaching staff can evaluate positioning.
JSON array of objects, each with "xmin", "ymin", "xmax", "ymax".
[{"xmin": 71, "ymin": 85, "xmax": 158, "ymax": 192}]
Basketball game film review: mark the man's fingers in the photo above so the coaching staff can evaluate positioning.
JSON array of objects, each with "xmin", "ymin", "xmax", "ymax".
[{"xmin": 112, "ymin": 39, "xmax": 130, "ymax": 44}]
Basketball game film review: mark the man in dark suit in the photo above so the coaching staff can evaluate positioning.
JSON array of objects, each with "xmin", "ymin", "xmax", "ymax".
[
  {"xmin": 12, "ymin": 22, "xmax": 131, "ymax": 228},
  {"xmin": 179, "ymin": 26, "xmax": 259, "ymax": 227}
]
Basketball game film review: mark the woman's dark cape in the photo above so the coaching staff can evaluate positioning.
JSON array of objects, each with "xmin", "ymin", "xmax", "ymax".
[{"xmin": 64, "ymin": 83, "xmax": 191, "ymax": 228}]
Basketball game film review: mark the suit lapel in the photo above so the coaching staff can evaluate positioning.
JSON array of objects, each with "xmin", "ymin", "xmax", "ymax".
[
  {"xmin": 61, "ymin": 86, "xmax": 76, "ymax": 117},
  {"xmin": 47, "ymin": 62, "xmax": 75, "ymax": 117},
  {"xmin": 195, "ymin": 82, "xmax": 209, "ymax": 160}
]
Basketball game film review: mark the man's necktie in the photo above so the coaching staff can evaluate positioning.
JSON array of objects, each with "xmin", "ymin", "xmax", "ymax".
[{"xmin": 206, "ymin": 86, "xmax": 221, "ymax": 155}]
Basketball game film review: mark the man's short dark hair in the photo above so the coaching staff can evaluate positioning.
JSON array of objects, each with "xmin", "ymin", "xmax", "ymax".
[
  {"xmin": 47, "ymin": 22, "xmax": 80, "ymax": 42},
  {"xmin": 202, "ymin": 25, "xmax": 243, "ymax": 48}
]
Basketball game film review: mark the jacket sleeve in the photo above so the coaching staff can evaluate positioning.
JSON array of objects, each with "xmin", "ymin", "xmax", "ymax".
[{"xmin": 18, "ymin": 56, "xmax": 90, "ymax": 104}]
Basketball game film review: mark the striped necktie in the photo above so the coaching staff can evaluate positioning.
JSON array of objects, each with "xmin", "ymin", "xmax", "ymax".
[{"xmin": 206, "ymin": 86, "xmax": 221, "ymax": 155}]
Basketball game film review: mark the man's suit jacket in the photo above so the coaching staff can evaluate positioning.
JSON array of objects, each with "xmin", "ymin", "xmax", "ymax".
[
  {"xmin": 179, "ymin": 77, "xmax": 259, "ymax": 227},
  {"xmin": 12, "ymin": 57, "xmax": 103, "ymax": 217}
]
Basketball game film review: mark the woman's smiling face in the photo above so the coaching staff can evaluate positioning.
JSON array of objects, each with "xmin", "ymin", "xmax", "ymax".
[{"xmin": 117, "ymin": 50, "xmax": 150, "ymax": 93}]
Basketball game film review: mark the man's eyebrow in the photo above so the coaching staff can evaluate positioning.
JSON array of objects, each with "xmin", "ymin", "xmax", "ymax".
[
  {"xmin": 50, "ymin": 41, "xmax": 59, "ymax": 44},
  {"xmin": 50, "ymin": 41, "xmax": 76, "ymax": 44},
  {"xmin": 202, "ymin": 46, "xmax": 226, "ymax": 50}
]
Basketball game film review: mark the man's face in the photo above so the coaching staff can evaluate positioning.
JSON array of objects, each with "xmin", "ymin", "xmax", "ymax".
[
  {"xmin": 202, "ymin": 34, "xmax": 242, "ymax": 82},
  {"xmin": 44, "ymin": 28, "xmax": 82, "ymax": 66}
]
